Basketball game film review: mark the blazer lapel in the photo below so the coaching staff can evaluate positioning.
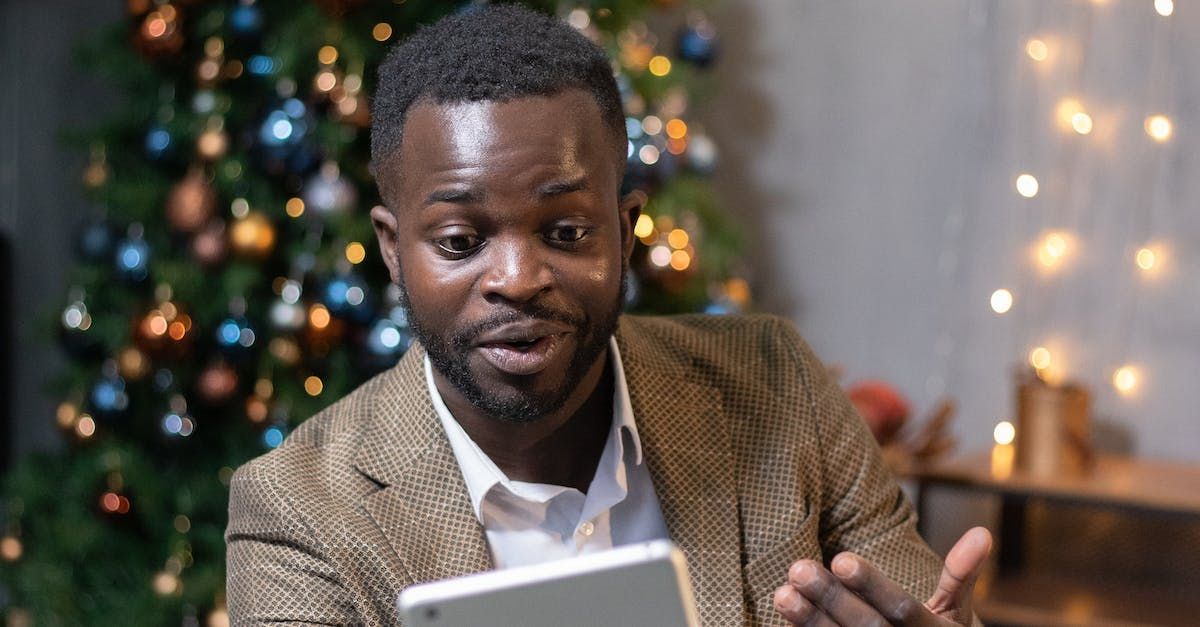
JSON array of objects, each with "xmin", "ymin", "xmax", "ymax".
[
  {"xmin": 617, "ymin": 320, "xmax": 746, "ymax": 625},
  {"xmin": 353, "ymin": 345, "xmax": 493, "ymax": 586}
]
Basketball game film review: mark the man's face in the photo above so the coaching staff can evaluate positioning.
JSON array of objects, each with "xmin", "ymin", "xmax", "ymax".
[{"xmin": 371, "ymin": 90, "xmax": 643, "ymax": 423}]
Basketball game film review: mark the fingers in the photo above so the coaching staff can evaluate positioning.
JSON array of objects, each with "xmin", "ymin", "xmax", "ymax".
[
  {"xmin": 776, "ymin": 560, "xmax": 891, "ymax": 627},
  {"xmin": 926, "ymin": 526, "xmax": 992, "ymax": 612},
  {"xmin": 828, "ymin": 553, "xmax": 934, "ymax": 626}
]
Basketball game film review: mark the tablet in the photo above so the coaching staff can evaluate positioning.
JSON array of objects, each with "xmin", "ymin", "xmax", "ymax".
[{"xmin": 397, "ymin": 540, "xmax": 699, "ymax": 627}]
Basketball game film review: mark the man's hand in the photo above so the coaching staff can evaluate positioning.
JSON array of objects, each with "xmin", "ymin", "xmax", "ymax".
[{"xmin": 773, "ymin": 527, "xmax": 992, "ymax": 626}]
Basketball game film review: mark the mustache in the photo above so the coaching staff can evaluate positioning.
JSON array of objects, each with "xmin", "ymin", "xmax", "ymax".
[{"xmin": 449, "ymin": 304, "xmax": 585, "ymax": 349}]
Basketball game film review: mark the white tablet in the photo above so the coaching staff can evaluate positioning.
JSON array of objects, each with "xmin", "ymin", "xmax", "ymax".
[{"xmin": 397, "ymin": 540, "xmax": 699, "ymax": 627}]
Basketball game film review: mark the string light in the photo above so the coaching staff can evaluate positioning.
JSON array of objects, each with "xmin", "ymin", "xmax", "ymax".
[
  {"xmin": 304, "ymin": 375, "xmax": 324, "ymax": 396},
  {"xmin": 285, "ymin": 197, "xmax": 305, "ymax": 218},
  {"xmin": 1037, "ymin": 231, "xmax": 1071, "ymax": 269},
  {"xmin": 1029, "ymin": 346, "xmax": 1052, "ymax": 371},
  {"xmin": 666, "ymin": 118, "xmax": 688, "ymax": 139},
  {"xmin": 1113, "ymin": 366, "xmax": 1138, "ymax": 395},
  {"xmin": 993, "ymin": 420, "xmax": 1016, "ymax": 446},
  {"xmin": 372, "ymin": 23, "xmax": 393, "ymax": 42},
  {"xmin": 633, "ymin": 214, "xmax": 654, "ymax": 239},
  {"xmin": 308, "ymin": 304, "xmax": 331, "ymax": 329},
  {"xmin": 669, "ymin": 249, "xmax": 691, "ymax": 271},
  {"xmin": 1155, "ymin": 0, "xmax": 1174, "ymax": 17},
  {"xmin": 0, "ymin": 536, "xmax": 21, "ymax": 562},
  {"xmin": 1145, "ymin": 115, "xmax": 1172, "ymax": 142},
  {"xmin": 345, "ymin": 242, "xmax": 366, "ymax": 265},
  {"xmin": 990, "ymin": 288, "xmax": 1014, "ymax": 314},
  {"xmin": 1135, "ymin": 247, "xmax": 1157, "ymax": 271},
  {"xmin": 649, "ymin": 245, "xmax": 672, "ymax": 267},
  {"xmin": 648, "ymin": 55, "xmax": 672, "ymax": 77},
  {"xmin": 1025, "ymin": 39, "xmax": 1048, "ymax": 62},
  {"xmin": 1071, "ymin": 112, "xmax": 1093, "ymax": 135},
  {"xmin": 153, "ymin": 570, "xmax": 181, "ymax": 596},
  {"xmin": 667, "ymin": 228, "xmax": 689, "ymax": 249},
  {"xmin": 317, "ymin": 45, "xmax": 338, "ymax": 65},
  {"xmin": 76, "ymin": 414, "xmax": 97, "ymax": 438},
  {"xmin": 1015, "ymin": 173, "xmax": 1039, "ymax": 198}
]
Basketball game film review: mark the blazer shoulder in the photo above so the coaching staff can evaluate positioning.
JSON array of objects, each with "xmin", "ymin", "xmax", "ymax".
[{"xmin": 619, "ymin": 312, "xmax": 821, "ymax": 374}]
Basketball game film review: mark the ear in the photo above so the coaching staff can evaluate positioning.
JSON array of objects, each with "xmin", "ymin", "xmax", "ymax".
[
  {"xmin": 618, "ymin": 189, "xmax": 647, "ymax": 263},
  {"xmin": 370, "ymin": 204, "xmax": 403, "ymax": 285}
]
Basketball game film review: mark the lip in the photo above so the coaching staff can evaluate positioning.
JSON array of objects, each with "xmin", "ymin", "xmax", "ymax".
[{"xmin": 473, "ymin": 321, "xmax": 574, "ymax": 376}]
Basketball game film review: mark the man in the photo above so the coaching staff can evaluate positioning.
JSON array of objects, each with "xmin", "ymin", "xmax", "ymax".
[{"xmin": 226, "ymin": 6, "xmax": 990, "ymax": 625}]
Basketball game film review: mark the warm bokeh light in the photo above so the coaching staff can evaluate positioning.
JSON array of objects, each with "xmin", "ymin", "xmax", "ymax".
[
  {"xmin": 667, "ymin": 228, "xmax": 689, "ymax": 249},
  {"xmin": 1113, "ymin": 366, "xmax": 1138, "ymax": 395},
  {"xmin": 153, "ymin": 571, "xmax": 181, "ymax": 596},
  {"xmin": 0, "ymin": 536, "xmax": 21, "ymax": 562},
  {"xmin": 648, "ymin": 55, "xmax": 672, "ymax": 77},
  {"xmin": 1145, "ymin": 114, "xmax": 1172, "ymax": 142},
  {"xmin": 345, "ymin": 241, "xmax": 366, "ymax": 265},
  {"xmin": 1071, "ymin": 112, "xmax": 1093, "ymax": 135},
  {"xmin": 1037, "ymin": 231, "xmax": 1071, "ymax": 269},
  {"xmin": 1015, "ymin": 173, "xmax": 1039, "ymax": 198},
  {"xmin": 76, "ymin": 415, "xmax": 97, "ymax": 438},
  {"xmin": 638, "ymin": 144, "xmax": 660, "ymax": 165},
  {"xmin": 1055, "ymin": 98, "xmax": 1084, "ymax": 129},
  {"xmin": 641, "ymin": 115, "xmax": 663, "ymax": 136},
  {"xmin": 1026, "ymin": 38, "xmax": 1048, "ymax": 62},
  {"xmin": 666, "ymin": 118, "xmax": 688, "ymax": 139},
  {"xmin": 1155, "ymin": 0, "xmax": 1174, "ymax": 17},
  {"xmin": 669, "ymin": 249, "xmax": 691, "ymax": 271},
  {"xmin": 314, "ymin": 71, "xmax": 337, "ymax": 92},
  {"xmin": 372, "ymin": 22, "xmax": 393, "ymax": 42},
  {"xmin": 285, "ymin": 197, "xmax": 305, "ymax": 218},
  {"xmin": 990, "ymin": 288, "xmax": 1014, "ymax": 314},
  {"xmin": 649, "ymin": 245, "xmax": 672, "ymax": 267},
  {"xmin": 1135, "ymin": 247, "xmax": 1156, "ymax": 271},
  {"xmin": 304, "ymin": 375, "xmax": 324, "ymax": 396},
  {"xmin": 993, "ymin": 420, "xmax": 1016, "ymax": 445},
  {"xmin": 317, "ymin": 45, "xmax": 338, "ymax": 65},
  {"xmin": 633, "ymin": 214, "xmax": 654, "ymax": 239},
  {"xmin": 991, "ymin": 442, "xmax": 1015, "ymax": 480},
  {"xmin": 308, "ymin": 304, "xmax": 331, "ymax": 329},
  {"xmin": 1029, "ymin": 346, "xmax": 1052, "ymax": 370}
]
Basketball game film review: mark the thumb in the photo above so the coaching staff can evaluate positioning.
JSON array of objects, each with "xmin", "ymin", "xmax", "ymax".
[{"xmin": 926, "ymin": 526, "xmax": 992, "ymax": 613}]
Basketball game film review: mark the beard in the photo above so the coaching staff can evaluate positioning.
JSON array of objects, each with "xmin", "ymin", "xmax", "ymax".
[{"xmin": 396, "ymin": 268, "xmax": 626, "ymax": 424}]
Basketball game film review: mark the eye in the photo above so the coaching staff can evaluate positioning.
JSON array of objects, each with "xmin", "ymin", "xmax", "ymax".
[
  {"xmin": 545, "ymin": 226, "xmax": 590, "ymax": 244},
  {"xmin": 435, "ymin": 234, "xmax": 484, "ymax": 255}
]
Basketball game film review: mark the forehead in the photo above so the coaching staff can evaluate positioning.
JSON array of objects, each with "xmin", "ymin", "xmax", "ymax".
[{"xmin": 386, "ymin": 90, "xmax": 617, "ymax": 201}]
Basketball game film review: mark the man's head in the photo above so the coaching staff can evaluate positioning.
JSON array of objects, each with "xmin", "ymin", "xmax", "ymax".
[{"xmin": 369, "ymin": 5, "xmax": 646, "ymax": 424}]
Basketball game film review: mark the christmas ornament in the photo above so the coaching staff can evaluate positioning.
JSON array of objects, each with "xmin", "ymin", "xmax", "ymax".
[
  {"xmin": 686, "ymin": 131, "xmax": 718, "ymax": 174},
  {"xmin": 160, "ymin": 395, "xmax": 195, "ymax": 438},
  {"xmin": 323, "ymin": 271, "xmax": 372, "ymax": 322},
  {"xmin": 136, "ymin": 290, "xmax": 194, "ymax": 356},
  {"xmin": 268, "ymin": 336, "xmax": 302, "ymax": 366},
  {"xmin": 269, "ymin": 279, "xmax": 306, "ymax": 332},
  {"xmin": 361, "ymin": 317, "xmax": 412, "ymax": 370},
  {"xmin": 115, "ymin": 224, "xmax": 150, "ymax": 282},
  {"xmin": 166, "ymin": 169, "xmax": 218, "ymax": 233},
  {"xmin": 228, "ymin": 0, "xmax": 264, "ymax": 36},
  {"xmin": 229, "ymin": 211, "xmax": 275, "ymax": 258},
  {"xmin": 676, "ymin": 15, "xmax": 718, "ymax": 67},
  {"xmin": 192, "ymin": 219, "xmax": 228, "ymax": 265},
  {"xmin": 196, "ymin": 360, "xmax": 238, "ymax": 404},
  {"xmin": 89, "ymin": 361, "xmax": 130, "ymax": 419},
  {"xmin": 144, "ymin": 124, "xmax": 174, "ymax": 160},
  {"xmin": 302, "ymin": 162, "xmax": 358, "ymax": 216},
  {"xmin": 83, "ymin": 145, "xmax": 109, "ymax": 189},
  {"xmin": 117, "ymin": 346, "xmax": 151, "ymax": 381},
  {"xmin": 77, "ymin": 216, "xmax": 116, "ymax": 261},
  {"xmin": 262, "ymin": 422, "xmax": 287, "ymax": 449},
  {"xmin": 196, "ymin": 118, "xmax": 229, "ymax": 161},
  {"xmin": 134, "ymin": 3, "xmax": 184, "ymax": 58},
  {"xmin": 215, "ymin": 312, "xmax": 257, "ymax": 355},
  {"xmin": 847, "ymin": 380, "xmax": 911, "ymax": 444},
  {"xmin": 245, "ymin": 379, "xmax": 273, "ymax": 423},
  {"xmin": 60, "ymin": 289, "xmax": 101, "ymax": 357}
]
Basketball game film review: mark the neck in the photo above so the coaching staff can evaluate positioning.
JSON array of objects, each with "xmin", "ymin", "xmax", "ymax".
[{"xmin": 435, "ymin": 350, "xmax": 614, "ymax": 493}]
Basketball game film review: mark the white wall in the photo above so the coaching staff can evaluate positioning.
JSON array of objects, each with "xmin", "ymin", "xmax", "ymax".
[{"xmin": 708, "ymin": 0, "xmax": 1199, "ymax": 462}]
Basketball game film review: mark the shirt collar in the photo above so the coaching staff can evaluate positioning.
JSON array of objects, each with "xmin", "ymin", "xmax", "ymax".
[{"xmin": 425, "ymin": 336, "xmax": 643, "ymax": 521}]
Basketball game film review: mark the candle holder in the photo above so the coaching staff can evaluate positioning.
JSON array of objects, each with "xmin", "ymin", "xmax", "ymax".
[{"xmin": 1015, "ymin": 368, "xmax": 1093, "ymax": 477}]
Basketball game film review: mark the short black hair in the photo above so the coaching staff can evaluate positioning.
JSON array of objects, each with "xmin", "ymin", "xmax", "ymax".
[{"xmin": 370, "ymin": 4, "xmax": 626, "ymax": 171}]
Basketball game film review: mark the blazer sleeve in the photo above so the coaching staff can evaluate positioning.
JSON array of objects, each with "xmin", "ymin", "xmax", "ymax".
[
  {"xmin": 225, "ymin": 459, "xmax": 358, "ymax": 626},
  {"xmin": 776, "ymin": 319, "xmax": 944, "ymax": 600}
]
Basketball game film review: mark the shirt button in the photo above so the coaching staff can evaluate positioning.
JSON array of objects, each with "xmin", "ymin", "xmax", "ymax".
[{"xmin": 579, "ymin": 521, "xmax": 595, "ymax": 537}]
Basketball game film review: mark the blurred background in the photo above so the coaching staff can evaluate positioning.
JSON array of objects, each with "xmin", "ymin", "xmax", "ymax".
[{"xmin": 2, "ymin": 0, "xmax": 1198, "ymax": 625}]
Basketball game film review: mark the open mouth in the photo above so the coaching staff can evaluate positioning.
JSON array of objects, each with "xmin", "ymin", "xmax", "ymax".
[{"xmin": 477, "ymin": 334, "xmax": 567, "ymax": 376}]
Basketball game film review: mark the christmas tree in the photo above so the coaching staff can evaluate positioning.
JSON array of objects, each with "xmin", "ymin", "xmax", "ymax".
[{"xmin": 0, "ymin": 1, "xmax": 745, "ymax": 624}]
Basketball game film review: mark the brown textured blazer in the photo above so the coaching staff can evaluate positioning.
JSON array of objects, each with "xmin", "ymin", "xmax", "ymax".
[{"xmin": 226, "ymin": 314, "xmax": 944, "ymax": 625}]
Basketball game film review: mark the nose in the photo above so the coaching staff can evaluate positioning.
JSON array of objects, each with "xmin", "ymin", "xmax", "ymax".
[{"xmin": 478, "ymin": 235, "xmax": 554, "ymax": 304}]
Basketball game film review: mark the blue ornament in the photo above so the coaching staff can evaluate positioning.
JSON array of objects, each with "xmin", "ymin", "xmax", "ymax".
[
  {"xmin": 323, "ymin": 273, "xmax": 372, "ymax": 322},
  {"xmin": 262, "ymin": 424, "xmax": 286, "ymax": 448},
  {"xmin": 215, "ymin": 315, "xmax": 257, "ymax": 353},
  {"xmin": 114, "ymin": 232, "xmax": 150, "ymax": 282},
  {"xmin": 677, "ymin": 23, "xmax": 718, "ymax": 67},
  {"xmin": 77, "ymin": 219, "xmax": 115, "ymax": 261},
  {"xmin": 229, "ymin": 2, "xmax": 264, "ymax": 36},
  {"xmin": 144, "ymin": 124, "xmax": 174, "ymax": 160},
  {"xmin": 90, "ymin": 372, "xmax": 129, "ymax": 418}
]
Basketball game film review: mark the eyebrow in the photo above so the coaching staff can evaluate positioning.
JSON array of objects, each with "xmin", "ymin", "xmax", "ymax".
[
  {"xmin": 535, "ymin": 177, "xmax": 589, "ymax": 198},
  {"xmin": 423, "ymin": 187, "xmax": 481, "ymax": 207}
]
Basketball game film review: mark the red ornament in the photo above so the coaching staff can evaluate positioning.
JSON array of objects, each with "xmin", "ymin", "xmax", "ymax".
[
  {"xmin": 166, "ymin": 169, "xmax": 218, "ymax": 233},
  {"xmin": 847, "ymin": 380, "xmax": 911, "ymax": 444}
]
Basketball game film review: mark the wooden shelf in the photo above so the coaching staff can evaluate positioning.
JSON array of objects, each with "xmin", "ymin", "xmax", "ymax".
[{"xmin": 976, "ymin": 572, "xmax": 1200, "ymax": 627}]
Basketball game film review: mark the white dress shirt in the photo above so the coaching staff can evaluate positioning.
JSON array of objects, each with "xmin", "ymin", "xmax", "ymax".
[{"xmin": 425, "ymin": 337, "xmax": 670, "ymax": 569}]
